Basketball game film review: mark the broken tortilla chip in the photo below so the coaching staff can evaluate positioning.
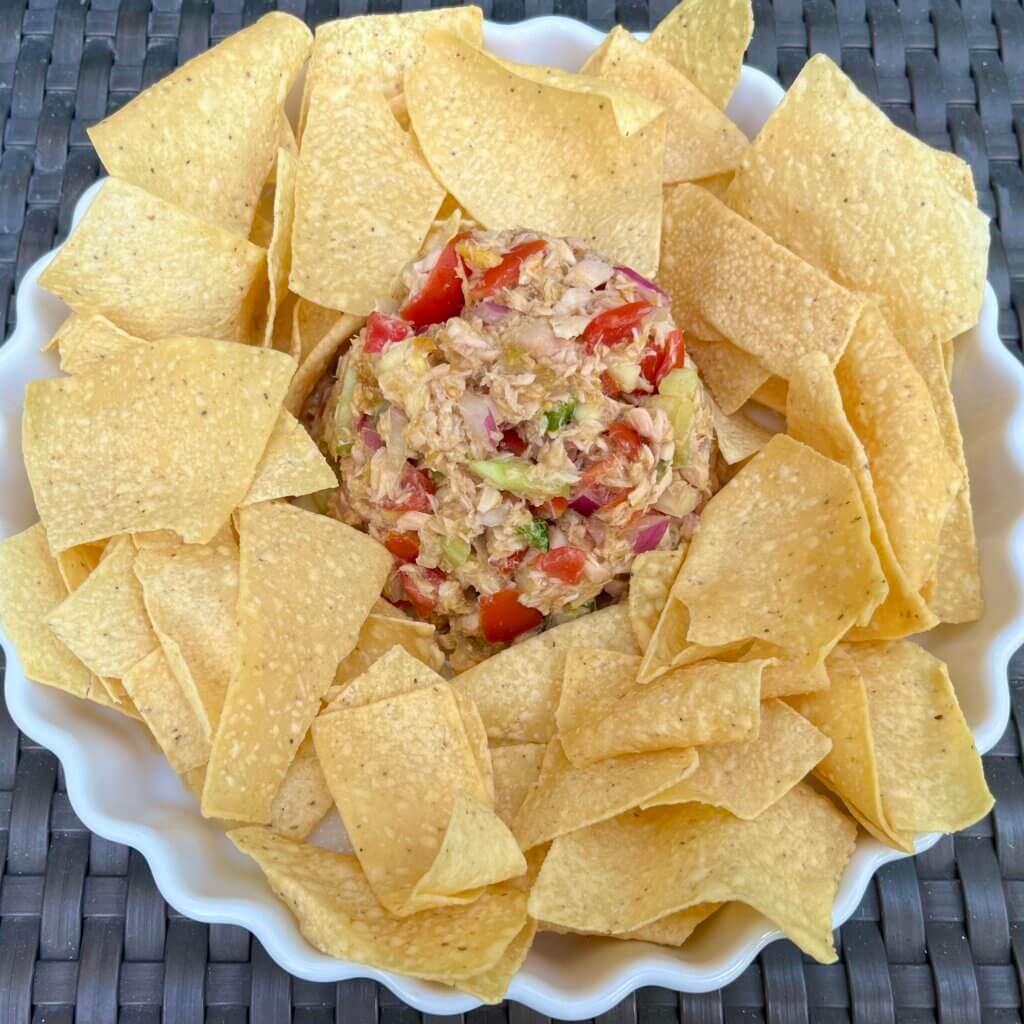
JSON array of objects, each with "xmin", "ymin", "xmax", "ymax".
[
  {"xmin": 241, "ymin": 412, "xmax": 336, "ymax": 507},
  {"xmin": 628, "ymin": 547, "xmax": 686, "ymax": 651}
]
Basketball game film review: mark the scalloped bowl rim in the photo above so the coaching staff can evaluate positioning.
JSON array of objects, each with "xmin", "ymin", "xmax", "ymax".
[{"xmin": 1, "ymin": 16, "xmax": 1023, "ymax": 1019}]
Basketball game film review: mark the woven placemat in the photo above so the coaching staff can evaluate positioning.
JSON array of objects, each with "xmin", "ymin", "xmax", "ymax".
[{"xmin": 1, "ymin": 1, "xmax": 1023, "ymax": 1020}]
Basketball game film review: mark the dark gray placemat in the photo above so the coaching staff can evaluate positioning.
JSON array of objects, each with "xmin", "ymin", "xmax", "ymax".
[{"xmin": 1, "ymin": 1, "xmax": 1023, "ymax": 1021}]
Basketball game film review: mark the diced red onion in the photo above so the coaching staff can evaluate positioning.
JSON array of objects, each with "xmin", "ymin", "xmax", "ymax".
[
  {"xmin": 460, "ymin": 392, "xmax": 498, "ymax": 447},
  {"xmin": 632, "ymin": 516, "xmax": 670, "ymax": 553},
  {"xmin": 570, "ymin": 491, "xmax": 601, "ymax": 517},
  {"xmin": 474, "ymin": 301, "xmax": 511, "ymax": 324},
  {"xmin": 360, "ymin": 427, "xmax": 384, "ymax": 452},
  {"xmin": 584, "ymin": 516, "xmax": 607, "ymax": 546},
  {"xmin": 356, "ymin": 413, "xmax": 369, "ymax": 431},
  {"xmin": 616, "ymin": 265, "xmax": 669, "ymax": 301}
]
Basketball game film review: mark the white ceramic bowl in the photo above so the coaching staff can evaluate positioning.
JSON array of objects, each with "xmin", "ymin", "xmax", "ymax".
[{"xmin": 2, "ymin": 17, "xmax": 1024, "ymax": 1018}]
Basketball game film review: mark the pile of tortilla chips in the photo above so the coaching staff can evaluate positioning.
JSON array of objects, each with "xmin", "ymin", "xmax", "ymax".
[{"xmin": 0, "ymin": 0, "xmax": 995, "ymax": 1004}]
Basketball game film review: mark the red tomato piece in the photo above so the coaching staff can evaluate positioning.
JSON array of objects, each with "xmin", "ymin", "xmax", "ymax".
[
  {"xmin": 581, "ymin": 301, "xmax": 653, "ymax": 352},
  {"xmin": 364, "ymin": 311, "xmax": 412, "ymax": 354},
  {"xmin": 471, "ymin": 239, "xmax": 548, "ymax": 299},
  {"xmin": 641, "ymin": 328, "xmax": 686, "ymax": 387},
  {"xmin": 479, "ymin": 588, "xmax": 543, "ymax": 644},
  {"xmin": 401, "ymin": 567, "xmax": 446, "ymax": 618},
  {"xmin": 494, "ymin": 547, "xmax": 528, "ymax": 575},
  {"xmin": 500, "ymin": 428, "xmax": 528, "ymax": 456},
  {"xmin": 606, "ymin": 420, "xmax": 645, "ymax": 460},
  {"xmin": 600, "ymin": 371, "xmax": 623, "ymax": 398},
  {"xmin": 541, "ymin": 497, "xmax": 569, "ymax": 519},
  {"xmin": 384, "ymin": 530, "xmax": 420, "ymax": 562},
  {"xmin": 535, "ymin": 546, "xmax": 587, "ymax": 585},
  {"xmin": 388, "ymin": 464, "xmax": 436, "ymax": 513},
  {"xmin": 399, "ymin": 232, "xmax": 470, "ymax": 328}
]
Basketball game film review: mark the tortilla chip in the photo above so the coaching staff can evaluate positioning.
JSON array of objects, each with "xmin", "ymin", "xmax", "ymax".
[
  {"xmin": 262, "ymin": 149, "xmax": 299, "ymax": 348},
  {"xmin": 725, "ymin": 55, "xmax": 989, "ymax": 352},
  {"xmin": 710, "ymin": 401, "xmax": 773, "ymax": 464},
  {"xmin": 46, "ymin": 535, "xmax": 157, "ymax": 679},
  {"xmin": 284, "ymin": 314, "xmax": 363, "ymax": 417},
  {"xmin": 86, "ymin": 674, "xmax": 139, "ymax": 717},
  {"xmin": 660, "ymin": 185, "xmax": 864, "ymax": 380},
  {"xmin": 326, "ymin": 641, "xmax": 445, "ymax": 712},
  {"xmin": 121, "ymin": 647, "xmax": 210, "ymax": 774},
  {"xmin": 229, "ymin": 827, "xmax": 528, "ymax": 984},
  {"xmin": 56, "ymin": 314, "xmax": 147, "ymax": 375},
  {"xmin": 23, "ymin": 336, "xmax": 294, "ymax": 552},
  {"xmin": 648, "ymin": 0, "xmax": 753, "ymax": 109},
  {"xmin": 268, "ymin": 735, "xmax": 333, "ymax": 841},
  {"xmin": 39, "ymin": 178, "xmax": 266, "ymax": 343},
  {"xmin": 455, "ymin": 920, "xmax": 536, "ymax": 1004},
  {"xmin": 793, "ymin": 642, "xmax": 993, "ymax": 846},
  {"xmin": 133, "ymin": 529, "xmax": 239, "ymax": 734},
  {"xmin": 581, "ymin": 28, "xmax": 746, "ymax": 184},
  {"xmin": 541, "ymin": 903, "xmax": 720, "ymax": 946},
  {"xmin": 684, "ymin": 337, "xmax": 769, "ymax": 415},
  {"xmin": 834, "ymin": 307, "xmax": 960, "ymax": 600},
  {"xmin": 241, "ymin": 412, "xmax": 335, "ymax": 507},
  {"xmin": 906, "ymin": 339, "xmax": 982, "ymax": 622},
  {"xmin": 202, "ymin": 502, "xmax": 391, "ymax": 823},
  {"xmin": 0, "ymin": 523, "xmax": 92, "ymax": 697},
  {"xmin": 628, "ymin": 546, "xmax": 686, "ymax": 650},
  {"xmin": 751, "ymin": 376, "xmax": 787, "ymax": 414},
  {"xmin": 56, "ymin": 542, "xmax": 105, "ymax": 593},
  {"xmin": 529, "ymin": 783, "xmax": 855, "ymax": 963},
  {"xmin": 452, "ymin": 605, "xmax": 639, "ymax": 743},
  {"xmin": 407, "ymin": 31, "xmax": 666, "ymax": 277},
  {"xmin": 672, "ymin": 434, "xmax": 887, "ymax": 663},
  {"xmin": 290, "ymin": 298, "xmax": 341, "ymax": 366},
  {"xmin": 290, "ymin": 79, "xmax": 444, "ymax": 316},
  {"xmin": 693, "ymin": 172, "xmax": 734, "ymax": 201},
  {"xmin": 513, "ymin": 740, "xmax": 698, "ymax": 850},
  {"xmin": 312, "ymin": 683, "xmax": 525, "ymax": 916},
  {"xmin": 760, "ymin": 656, "xmax": 829, "ymax": 699},
  {"xmin": 88, "ymin": 13, "xmax": 310, "ymax": 235},
  {"xmin": 558, "ymin": 650, "xmax": 763, "ymax": 765},
  {"xmin": 642, "ymin": 700, "xmax": 829, "ymax": 819},
  {"xmin": 787, "ymin": 351, "xmax": 937, "ymax": 639},
  {"xmin": 491, "ymin": 743, "xmax": 546, "ymax": 828}
]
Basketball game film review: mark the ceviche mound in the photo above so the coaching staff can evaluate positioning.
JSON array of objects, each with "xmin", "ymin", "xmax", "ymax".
[{"xmin": 310, "ymin": 227, "xmax": 720, "ymax": 667}]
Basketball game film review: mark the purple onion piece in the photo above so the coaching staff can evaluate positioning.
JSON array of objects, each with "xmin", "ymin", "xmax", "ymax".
[
  {"xmin": 633, "ymin": 516, "xmax": 670, "ymax": 553},
  {"xmin": 474, "ymin": 301, "xmax": 512, "ymax": 324},
  {"xmin": 569, "ymin": 492, "xmax": 601, "ymax": 517},
  {"xmin": 360, "ymin": 427, "xmax": 384, "ymax": 452},
  {"xmin": 615, "ymin": 264, "xmax": 669, "ymax": 301}
]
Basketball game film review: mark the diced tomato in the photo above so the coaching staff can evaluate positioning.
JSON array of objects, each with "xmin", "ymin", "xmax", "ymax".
[
  {"xmin": 401, "ymin": 567, "xmax": 446, "ymax": 618},
  {"xmin": 500, "ymin": 428, "xmax": 528, "ymax": 456},
  {"xmin": 494, "ymin": 547, "xmax": 528, "ymax": 575},
  {"xmin": 364, "ymin": 311, "xmax": 412, "ymax": 354},
  {"xmin": 581, "ymin": 301, "xmax": 653, "ymax": 352},
  {"xmin": 387, "ymin": 463, "xmax": 436, "ymax": 513},
  {"xmin": 471, "ymin": 239, "xmax": 548, "ymax": 299},
  {"xmin": 600, "ymin": 371, "xmax": 622, "ymax": 398},
  {"xmin": 538, "ymin": 496, "xmax": 568, "ymax": 519},
  {"xmin": 640, "ymin": 328, "xmax": 686, "ymax": 387},
  {"xmin": 606, "ymin": 421, "xmax": 645, "ymax": 460},
  {"xmin": 581, "ymin": 457, "xmax": 616, "ymax": 488},
  {"xmin": 384, "ymin": 530, "xmax": 420, "ymax": 562},
  {"xmin": 535, "ymin": 545, "xmax": 587, "ymax": 585},
  {"xmin": 479, "ymin": 588, "xmax": 544, "ymax": 644},
  {"xmin": 399, "ymin": 232, "xmax": 470, "ymax": 328}
]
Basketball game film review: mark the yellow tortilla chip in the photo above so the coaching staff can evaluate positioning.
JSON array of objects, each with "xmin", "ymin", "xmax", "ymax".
[
  {"xmin": 660, "ymin": 185, "xmax": 864, "ymax": 380},
  {"xmin": 725, "ymin": 55, "xmax": 989, "ymax": 352},
  {"xmin": 693, "ymin": 171, "xmax": 734, "ymax": 201},
  {"xmin": 452, "ymin": 605, "xmax": 639, "ymax": 743},
  {"xmin": 312, "ymin": 683, "xmax": 525, "ymax": 916},
  {"xmin": 407, "ymin": 31, "xmax": 666, "ymax": 277},
  {"xmin": 23, "ymin": 336, "xmax": 294, "ymax": 551},
  {"xmin": 455, "ymin": 920, "xmax": 536, "ymax": 1004},
  {"xmin": 934, "ymin": 149, "xmax": 977, "ymax": 205},
  {"xmin": 793, "ymin": 642, "xmax": 992, "ymax": 846},
  {"xmin": 202, "ymin": 502, "xmax": 391, "ymax": 823},
  {"xmin": 834, "ymin": 307, "xmax": 960, "ymax": 599},
  {"xmin": 648, "ymin": 0, "xmax": 753, "ymax": 108},
  {"xmin": 760, "ymin": 656, "xmax": 829, "ymax": 699},
  {"xmin": 513, "ymin": 740, "xmax": 698, "ymax": 851},
  {"xmin": 290, "ymin": 81, "xmax": 444, "ymax": 316},
  {"xmin": 685, "ymin": 337, "xmax": 770, "ymax": 415},
  {"xmin": 557, "ymin": 650, "xmax": 763, "ymax": 765},
  {"xmin": 628, "ymin": 546, "xmax": 686, "ymax": 650},
  {"xmin": 541, "ymin": 903, "xmax": 720, "ymax": 946},
  {"xmin": 583, "ymin": 27, "xmax": 747, "ymax": 183},
  {"xmin": 56, "ymin": 314, "xmax": 147, "ymax": 375},
  {"xmin": 133, "ymin": 530, "xmax": 239, "ymax": 734},
  {"xmin": 710, "ymin": 401, "xmax": 773, "ymax": 464},
  {"xmin": 56, "ymin": 542, "xmax": 105, "ymax": 593},
  {"xmin": 46, "ymin": 535, "xmax": 157, "ymax": 679},
  {"xmin": 0, "ymin": 523, "xmax": 92, "ymax": 697},
  {"xmin": 121, "ymin": 647, "xmax": 210, "ymax": 774},
  {"xmin": 263, "ymin": 149, "xmax": 299, "ymax": 348},
  {"xmin": 906, "ymin": 339, "xmax": 982, "ymax": 622},
  {"xmin": 229, "ymin": 827, "xmax": 528, "ymax": 984},
  {"xmin": 326, "ymin": 640, "xmax": 445, "ymax": 711},
  {"xmin": 642, "ymin": 700, "xmax": 829, "ymax": 818},
  {"xmin": 491, "ymin": 743, "xmax": 546, "ymax": 828},
  {"xmin": 39, "ymin": 178, "xmax": 266, "ymax": 343},
  {"xmin": 267, "ymin": 735, "xmax": 333, "ymax": 841},
  {"xmin": 290, "ymin": 299, "xmax": 340, "ymax": 365},
  {"xmin": 284, "ymin": 314, "xmax": 363, "ymax": 417},
  {"xmin": 788, "ymin": 351, "xmax": 937, "ymax": 638},
  {"xmin": 672, "ymin": 434, "xmax": 887, "ymax": 663},
  {"xmin": 529, "ymin": 784, "xmax": 855, "ymax": 963},
  {"xmin": 751, "ymin": 376, "xmax": 787, "ymax": 414},
  {"xmin": 241, "ymin": 412, "xmax": 335, "ymax": 507}
]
